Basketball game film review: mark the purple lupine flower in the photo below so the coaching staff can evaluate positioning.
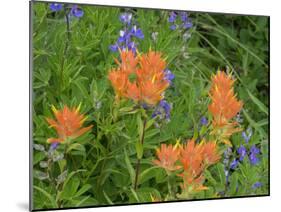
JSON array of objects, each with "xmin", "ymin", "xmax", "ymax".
[
  {"xmin": 170, "ymin": 24, "xmax": 177, "ymax": 30},
  {"xmin": 119, "ymin": 13, "xmax": 132, "ymax": 25},
  {"xmin": 50, "ymin": 142, "xmax": 59, "ymax": 150},
  {"xmin": 230, "ymin": 159, "xmax": 239, "ymax": 169},
  {"xmin": 252, "ymin": 182, "xmax": 262, "ymax": 189},
  {"xmin": 237, "ymin": 145, "xmax": 247, "ymax": 161},
  {"xmin": 200, "ymin": 116, "xmax": 208, "ymax": 126},
  {"xmin": 242, "ymin": 127, "xmax": 252, "ymax": 143},
  {"xmin": 168, "ymin": 12, "xmax": 177, "ymax": 23},
  {"xmin": 110, "ymin": 13, "xmax": 143, "ymax": 53},
  {"xmin": 70, "ymin": 5, "xmax": 84, "ymax": 18},
  {"xmin": 50, "ymin": 3, "xmax": 63, "ymax": 12},
  {"xmin": 182, "ymin": 21, "xmax": 193, "ymax": 29},
  {"xmin": 164, "ymin": 69, "xmax": 175, "ymax": 84},
  {"xmin": 152, "ymin": 100, "xmax": 172, "ymax": 121},
  {"xmin": 250, "ymin": 145, "xmax": 260, "ymax": 155},
  {"xmin": 168, "ymin": 11, "xmax": 193, "ymax": 31},
  {"xmin": 242, "ymin": 131, "xmax": 249, "ymax": 143},
  {"xmin": 131, "ymin": 26, "xmax": 144, "ymax": 39},
  {"xmin": 127, "ymin": 42, "xmax": 137, "ymax": 54},
  {"xmin": 180, "ymin": 12, "xmax": 188, "ymax": 22},
  {"xmin": 109, "ymin": 44, "xmax": 119, "ymax": 52},
  {"xmin": 249, "ymin": 153, "xmax": 260, "ymax": 165},
  {"xmin": 117, "ymin": 30, "xmax": 130, "ymax": 43},
  {"xmin": 159, "ymin": 100, "xmax": 171, "ymax": 120}
]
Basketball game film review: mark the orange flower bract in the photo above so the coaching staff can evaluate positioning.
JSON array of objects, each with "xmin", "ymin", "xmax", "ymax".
[
  {"xmin": 153, "ymin": 143, "xmax": 181, "ymax": 172},
  {"xmin": 208, "ymin": 71, "xmax": 243, "ymax": 145},
  {"xmin": 208, "ymin": 71, "xmax": 243, "ymax": 126},
  {"xmin": 153, "ymin": 139, "xmax": 221, "ymax": 194},
  {"xmin": 178, "ymin": 140, "xmax": 221, "ymax": 193},
  {"xmin": 46, "ymin": 105, "xmax": 93, "ymax": 144},
  {"xmin": 108, "ymin": 49, "xmax": 169, "ymax": 105}
]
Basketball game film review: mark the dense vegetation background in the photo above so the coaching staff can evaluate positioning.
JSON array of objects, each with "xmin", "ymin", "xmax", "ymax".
[{"xmin": 32, "ymin": 2, "xmax": 269, "ymax": 210}]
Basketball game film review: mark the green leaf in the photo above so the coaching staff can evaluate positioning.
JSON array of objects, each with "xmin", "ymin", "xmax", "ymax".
[
  {"xmin": 247, "ymin": 90, "xmax": 268, "ymax": 115},
  {"xmin": 145, "ymin": 118, "xmax": 155, "ymax": 130},
  {"xmin": 124, "ymin": 149, "xmax": 135, "ymax": 186},
  {"xmin": 75, "ymin": 196, "xmax": 91, "ymax": 207},
  {"xmin": 73, "ymin": 184, "xmax": 92, "ymax": 198},
  {"xmin": 60, "ymin": 177, "xmax": 80, "ymax": 200},
  {"xmin": 103, "ymin": 190, "xmax": 113, "ymax": 205},
  {"xmin": 34, "ymin": 186, "xmax": 58, "ymax": 208},
  {"xmin": 139, "ymin": 166, "xmax": 159, "ymax": 184},
  {"xmin": 66, "ymin": 143, "xmax": 86, "ymax": 156},
  {"xmin": 130, "ymin": 187, "xmax": 140, "ymax": 202},
  {"xmin": 33, "ymin": 152, "xmax": 46, "ymax": 165},
  {"xmin": 137, "ymin": 113, "xmax": 144, "ymax": 142},
  {"xmin": 56, "ymin": 169, "xmax": 86, "ymax": 202},
  {"xmin": 135, "ymin": 140, "xmax": 143, "ymax": 160},
  {"xmin": 216, "ymin": 163, "xmax": 226, "ymax": 186},
  {"xmin": 228, "ymin": 172, "xmax": 238, "ymax": 195}
]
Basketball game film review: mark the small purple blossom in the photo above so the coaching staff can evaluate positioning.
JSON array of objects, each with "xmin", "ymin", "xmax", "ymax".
[
  {"xmin": 119, "ymin": 13, "xmax": 132, "ymax": 25},
  {"xmin": 250, "ymin": 145, "xmax": 260, "ymax": 154},
  {"xmin": 242, "ymin": 127, "xmax": 252, "ymax": 143},
  {"xmin": 152, "ymin": 100, "xmax": 172, "ymax": 121},
  {"xmin": 164, "ymin": 69, "xmax": 175, "ymax": 84},
  {"xmin": 252, "ymin": 182, "xmax": 262, "ymax": 189},
  {"xmin": 168, "ymin": 12, "xmax": 177, "ymax": 23},
  {"xmin": 237, "ymin": 145, "xmax": 247, "ymax": 161},
  {"xmin": 230, "ymin": 159, "xmax": 239, "ymax": 170},
  {"xmin": 182, "ymin": 21, "xmax": 193, "ymax": 29},
  {"xmin": 180, "ymin": 12, "xmax": 188, "ymax": 22},
  {"xmin": 110, "ymin": 13, "xmax": 143, "ymax": 53},
  {"xmin": 50, "ymin": 3, "xmax": 63, "ymax": 12},
  {"xmin": 168, "ymin": 11, "xmax": 193, "ymax": 31},
  {"xmin": 131, "ymin": 26, "xmax": 144, "ymax": 39},
  {"xmin": 109, "ymin": 44, "xmax": 119, "ymax": 52},
  {"xmin": 249, "ymin": 153, "xmax": 260, "ymax": 165},
  {"xmin": 70, "ymin": 5, "xmax": 84, "ymax": 18},
  {"xmin": 170, "ymin": 25, "xmax": 177, "ymax": 30},
  {"xmin": 50, "ymin": 142, "xmax": 59, "ymax": 150},
  {"xmin": 127, "ymin": 42, "xmax": 137, "ymax": 54},
  {"xmin": 200, "ymin": 116, "xmax": 208, "ymax": 126}
]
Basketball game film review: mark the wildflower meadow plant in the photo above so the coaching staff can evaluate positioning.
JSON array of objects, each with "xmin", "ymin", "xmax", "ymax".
[
  {"xmin": 168, "ymin": 11, "xmax": 193, "ymax": 31},
  {"xmin": 32, "ymin": 3, "xmax": 269, "ymax": 209},
  {"xmin": 109, "ymin": 12, "xmax": 144, "ymax": 53}
]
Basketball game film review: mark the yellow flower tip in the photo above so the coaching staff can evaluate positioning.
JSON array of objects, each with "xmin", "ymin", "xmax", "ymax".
[
  {"xmin": 151, "ymin": 74, "xmax": 156, "ymax": 83},
  {"xmin": 75, "ymin": 102, "xmax": 82, "ymax": 113},
  {"xmin": 174, "ymin": 138, "xmax": 181, "ymax": 149},
  {"xmin": 80, "ymin": 116, "xmax": 88, "ymax": 124},
  {"xmin": 223, "ymin": 139, "xmax": 232, "ymax": 146},
  {"xmin": 51, "ymin": 105, "xmax": 57, "ymax": 114}
]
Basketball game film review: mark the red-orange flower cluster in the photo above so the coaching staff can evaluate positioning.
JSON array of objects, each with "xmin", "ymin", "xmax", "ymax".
[
  {"xmin": 46, "ymin": 105, "xmax": 93, "ymax": 144},
  {"xmin": 153, "ymin": 143, "xmax": 181, "ymax": 172},
  {"xmin": 108, "ymin": 50, "xmax": 170, "ymax": 105},
  {"xmin": 153, "ymin": 140, "xmax": 221, "ymax": 193},
  {"xmin": 179, "ymin": 140, "xmax": 220, "ymax": 192},
  {"xmin": 208, "ymin": 71, "xmax": 243, "ymax": 145}
]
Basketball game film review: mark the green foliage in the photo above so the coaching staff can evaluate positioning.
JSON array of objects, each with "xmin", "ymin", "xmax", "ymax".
[{"xmin": 32, "ymin": 2, "xmax": 269, "ymax": 210}]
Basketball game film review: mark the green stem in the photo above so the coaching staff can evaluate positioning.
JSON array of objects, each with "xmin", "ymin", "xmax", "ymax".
[{"xmin": 134, "ymin": 118, "xmax": 147, "ymax": 190}]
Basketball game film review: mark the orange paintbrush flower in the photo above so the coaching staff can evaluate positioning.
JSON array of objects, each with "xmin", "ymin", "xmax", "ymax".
[
  {"xmin": 201, "ymin": 141, "xmax": 221, "ymax": 165},
  {"xmin": 108, "ymin": 70, "xmax": 129, "ymax": 100},
  {"xmin": 153, "ymin": 143, "xmax": 181, "ymax": 172},
  {"xmin": 179, "ymin": 140, "xmax": 204, "ymax": 177},
  {"xmin": 178, "ymin": 139, "xmax": 221, "ymax": 193},
  {"xmin": 46, "ymin": 104, "xmax": 93, "ymax": 144},
  {"xmin": 108, "ymin": 49, "xmax": 170, "ymax": 105},
  {"xmin": 208, "ymin": 71, "xmax": 243, "ymax": 145},
  {"xmin": 208, "ymin": 71, "xmax": 243, "ymax": 126}
]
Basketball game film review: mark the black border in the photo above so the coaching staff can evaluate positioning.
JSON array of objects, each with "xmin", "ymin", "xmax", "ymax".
[{"xmin": 29, "ymin": 0, "xmax": 270, "ymax": 211}]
